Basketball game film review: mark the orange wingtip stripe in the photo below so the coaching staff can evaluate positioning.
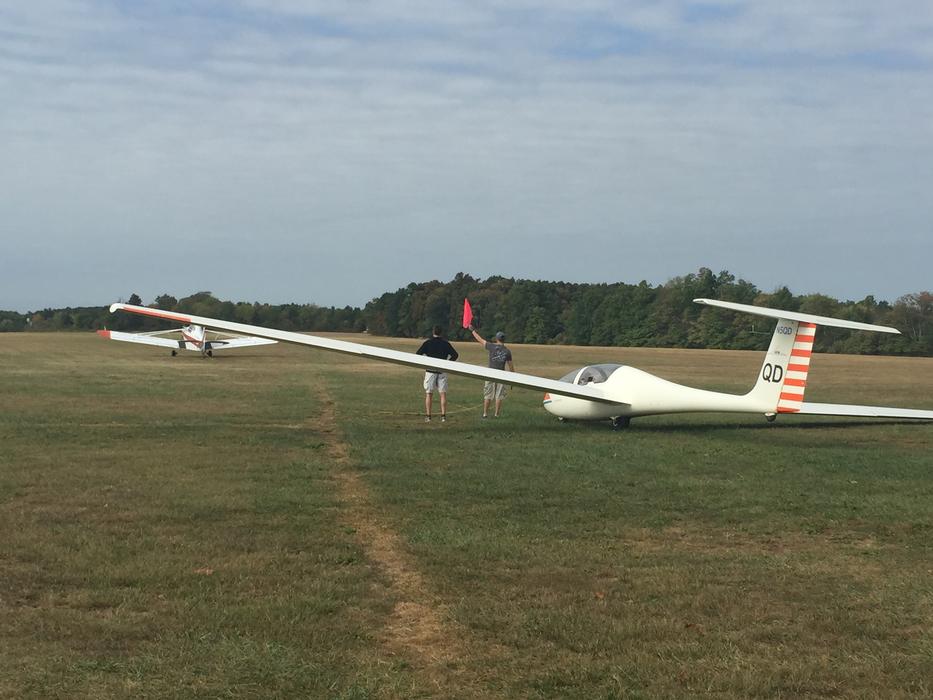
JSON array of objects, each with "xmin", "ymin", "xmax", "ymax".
[
  {"xmin": 777, "ymin": 407, "xmax": 801, "ymax": 413},
  {"xmin": 799, "ymin": 322, "xmax": 817, "ymax": 329},
  {"xmin": 121, "ymin": 306, "xmax": 193, "ymax": 323},
  {"xmin": 787, "ymin": 363, "xmax": 810, "ymax": 373},
  {"xmin": 790, "ymin": 349, "xmax": 812, "ymax": 358},
  {"xmin": 783, "ymin": 378, "xmax": 807, "ymax": 387},
  {"xmin": 96, "ymin": 330, "xmax": 111, "ymax": 339},
  {"xmin": 779, "ymin": 392, "xmax": 805, "ymax": 402}
]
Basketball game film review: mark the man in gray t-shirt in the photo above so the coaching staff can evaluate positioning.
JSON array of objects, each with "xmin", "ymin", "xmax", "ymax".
[{"xmin": 468, "ymin": 325, "xmax": 514, "ymax": 418}]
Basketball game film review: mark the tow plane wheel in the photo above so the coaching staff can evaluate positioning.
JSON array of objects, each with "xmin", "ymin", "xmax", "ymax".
[{"xmin": 611, "ymin": 416, "xmax": 630, "ymax": 430}]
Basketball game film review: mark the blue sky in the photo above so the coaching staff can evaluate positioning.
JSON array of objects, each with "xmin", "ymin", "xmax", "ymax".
[{"xmin": 2, "ymin": 1, "xmax": 931, "ymax": 311}]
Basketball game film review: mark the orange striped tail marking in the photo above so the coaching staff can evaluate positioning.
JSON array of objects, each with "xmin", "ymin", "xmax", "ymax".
[{"xmin": 776, "ymin": 322, "xmax": 816, "ymax": 413}]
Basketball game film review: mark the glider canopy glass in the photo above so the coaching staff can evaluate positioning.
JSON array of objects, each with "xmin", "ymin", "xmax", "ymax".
[{"xmin": 559, "ymin": 363, "xmax": 622, "ymax": 385}]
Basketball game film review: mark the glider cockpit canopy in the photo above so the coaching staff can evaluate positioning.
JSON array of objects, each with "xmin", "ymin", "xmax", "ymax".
[{"xmin": 560, "ymin": 363, "xmax": 623, "ymax": 386}]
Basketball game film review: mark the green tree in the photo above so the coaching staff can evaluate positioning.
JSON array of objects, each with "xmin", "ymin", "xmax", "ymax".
[{"xmin": 155, "ymin": 294, "xmax": 177, "ymax": 310}]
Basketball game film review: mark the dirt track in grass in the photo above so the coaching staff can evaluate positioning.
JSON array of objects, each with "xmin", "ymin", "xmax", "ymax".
[{"xmin": 311, "ymin": 381, "xmax": 476, "ymax": 696}]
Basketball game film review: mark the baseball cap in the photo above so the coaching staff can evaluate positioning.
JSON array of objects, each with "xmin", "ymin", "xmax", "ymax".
[{"xmin": 495, "ymin": 331, "xmax": 506, "ymax": 340}]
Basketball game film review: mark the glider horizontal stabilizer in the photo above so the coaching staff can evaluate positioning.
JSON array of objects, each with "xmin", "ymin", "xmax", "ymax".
[
  {"xmin": 108, "ymin": 304, "xmax": 624, "ymax": 405},
  {"xmin": 693, "ymin": 298, "xmax": 901, "ymax": 334}
]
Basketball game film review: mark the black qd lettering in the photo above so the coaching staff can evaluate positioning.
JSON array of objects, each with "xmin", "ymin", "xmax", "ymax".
[{"xmin": 762, "ymin": 363, "xmax": 784, "ymax": 383}]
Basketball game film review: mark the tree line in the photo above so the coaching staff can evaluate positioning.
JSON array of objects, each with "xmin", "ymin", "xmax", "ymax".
[
  {"xmin": 11, "ymin": 291, "xmax": 365, "ymax": 336},
  {"xmin": 5, "ymin": 269, "xmax": 932, "ymax": 355},
  {"xmin": 364, "ymin": 270, "xmax": 932, "ymax": 355}
]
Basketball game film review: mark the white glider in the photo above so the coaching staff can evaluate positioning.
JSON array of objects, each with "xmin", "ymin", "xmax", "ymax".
[
  {"xmin": 97, "ymin": 324, "xmax": 276, "ymax": 358},
  {"xmin": 108, "ymin": 300, "xmax": 933, "ymax": 426}
]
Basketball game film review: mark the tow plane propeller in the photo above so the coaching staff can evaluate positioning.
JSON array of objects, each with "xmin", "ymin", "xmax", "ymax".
[{"xmin": 108, "ymin": 299, "xmax": 933, "ymax": 426}]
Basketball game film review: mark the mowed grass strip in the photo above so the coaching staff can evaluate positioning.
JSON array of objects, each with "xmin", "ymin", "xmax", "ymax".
[
  {"xmin": 2, "ymin": 332, "xmax": 932, "ymax": 698},
  {"xmin": 0, "ymin": 334, "xmax": 419, "ymax": 699}
]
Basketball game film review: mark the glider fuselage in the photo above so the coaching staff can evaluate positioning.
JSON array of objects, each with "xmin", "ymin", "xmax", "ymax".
[{"xmin": 542, "ymin": 364, "xmax": 770, "ymax": 421}]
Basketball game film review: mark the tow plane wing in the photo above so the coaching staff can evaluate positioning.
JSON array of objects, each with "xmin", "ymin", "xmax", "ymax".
[
  {"xmin": 98, "ymin": 323, "xmax": 276, "ymax": 356},
  {"xmin": 98, "ymin": 329, "xmax": 184, "ymax": 350}
]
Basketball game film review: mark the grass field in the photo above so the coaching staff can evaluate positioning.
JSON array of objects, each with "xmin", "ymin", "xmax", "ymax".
[{"xmin": 1, "ymin": 332, "xmax": 932, "ymax": 699}]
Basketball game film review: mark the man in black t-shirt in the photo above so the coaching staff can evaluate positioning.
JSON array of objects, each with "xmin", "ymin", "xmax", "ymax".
[{"xmin": 415, "ymin": 325, "xmax": 459, "ymax": 422}]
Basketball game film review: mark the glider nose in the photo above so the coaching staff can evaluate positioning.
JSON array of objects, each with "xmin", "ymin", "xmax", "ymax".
[{"xmin": 543, "ymin": 392, "xmax": 560, "ymax": 416}]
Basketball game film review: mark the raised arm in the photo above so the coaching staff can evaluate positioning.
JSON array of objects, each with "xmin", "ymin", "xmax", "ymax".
[{"xmin": 469, "ymin": 326, "xmax": 486, "ymax": 346}]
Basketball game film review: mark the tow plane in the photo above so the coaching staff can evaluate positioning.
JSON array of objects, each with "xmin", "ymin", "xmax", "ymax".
[
  {"xmin": 97, "ymin": 324, "xmax": 276, "ymax": 358},
  {"xmin": 108, "ymin": 299, "xmax": 933, "ymax": 425}
]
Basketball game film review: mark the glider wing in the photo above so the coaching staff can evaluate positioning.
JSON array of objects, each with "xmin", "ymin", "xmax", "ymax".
[
  {"xmin": 108, "ymin": 303, "xmax": 623, "ymax": 405},
  {"xmin": 797, "ymin": 402, "xmax": 933, "ymax": 420}
]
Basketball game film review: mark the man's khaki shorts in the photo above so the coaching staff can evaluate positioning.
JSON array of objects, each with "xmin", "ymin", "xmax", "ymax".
[
  {"xmin": 483, "ymin": 381, "xmax": 508, "ymax": 400},
  {"xmin": 424, "ymin": 372, "xmax": 449, "ymax": 393}
]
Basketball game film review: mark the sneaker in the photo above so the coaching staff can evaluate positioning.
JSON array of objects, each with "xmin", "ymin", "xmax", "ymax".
[
  {"xmin": 441, "ymin": 415, "xmax": 446, "ymax": 423},
  {"xmin": 482, "ymin": 414, "xmax": 488, "ymax": 419},
  {"xmin": 424, "ymin": 416, "xmax": 431, "ymax": 422}
]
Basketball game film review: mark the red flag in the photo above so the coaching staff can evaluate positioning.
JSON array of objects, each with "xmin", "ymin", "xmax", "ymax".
[{"xmin": 462, "ymin": 298, "xmax": 473, "ymax": 328}]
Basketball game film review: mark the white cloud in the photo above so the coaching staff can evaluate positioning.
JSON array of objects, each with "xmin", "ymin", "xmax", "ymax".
[{"xmin": 1, "ymin": 1, "xmax": 931, "ymax": 311}]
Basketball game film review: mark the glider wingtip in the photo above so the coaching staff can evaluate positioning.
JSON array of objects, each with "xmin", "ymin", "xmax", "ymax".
[
  {"xmin": 96, "ymin": 329, "xmax": 111, "ymax": 339},
  {"xmin": 109, "ymin": 303, "xmax": 123, "ymax": 313}
]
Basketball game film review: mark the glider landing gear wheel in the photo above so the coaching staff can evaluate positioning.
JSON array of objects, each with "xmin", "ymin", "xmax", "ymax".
[
  {"xmin": 207, "ymin": 350, "xmax": 213, "ymax": 358},
  {"xmin": 171, "ymin": 350, "xmax": 177, "ymax": 357},
  {"xmin": 611, "ymin": 416, "xmax": 630, "ymax": 430},
  {"xmin": 765, "ymin": 413, "xmax": 777, "ymax": 423},
  {"xmin": 557, "ymin": 417, "xmax": 566, "ymax": 423}
]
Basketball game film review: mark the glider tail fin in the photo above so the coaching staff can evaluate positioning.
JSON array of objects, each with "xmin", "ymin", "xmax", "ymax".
[
  {"xmin": 777, "ymin": 322, "xmax": 817, "ymax": 413},
  {"xmin": 748, "ymin": 319, "xmax": 817, "ymax": 413}
]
